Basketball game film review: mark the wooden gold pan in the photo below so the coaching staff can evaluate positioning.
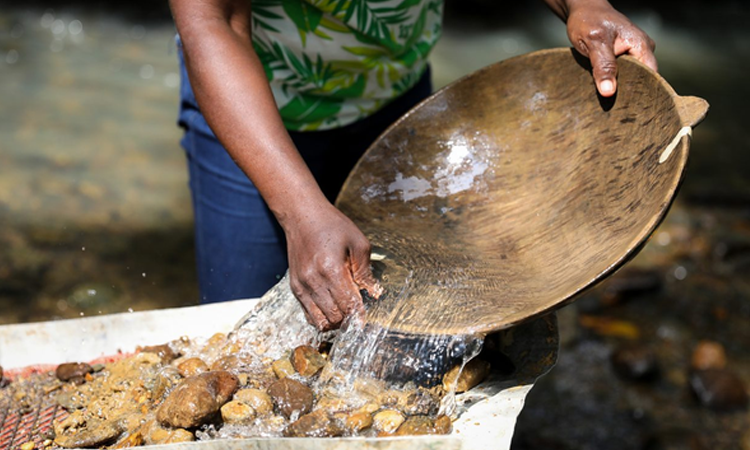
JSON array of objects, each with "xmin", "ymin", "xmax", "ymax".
[{"xmin": 336, "ymin": 48, "xmax": 708, "ymax": 336}]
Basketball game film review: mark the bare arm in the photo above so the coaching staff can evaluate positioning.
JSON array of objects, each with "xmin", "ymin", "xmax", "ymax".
[
  {"xmin": 170, "ymin": 0, "xmax": 378, "ymax": 330},
  {"xmin": 543, "ymin": 0, "xmax": 657, "ymax": 97}
]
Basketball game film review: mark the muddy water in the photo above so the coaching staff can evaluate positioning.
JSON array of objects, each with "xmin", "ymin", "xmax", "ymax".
[{"xmin": 1, "ymin": 1, "xmax": 749, "ymax": 449}]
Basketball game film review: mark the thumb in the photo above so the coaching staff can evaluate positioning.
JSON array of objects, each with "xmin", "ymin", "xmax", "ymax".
[{"xmin": 588, "ymin": 41, "xmax": 619, "ymax": 97}]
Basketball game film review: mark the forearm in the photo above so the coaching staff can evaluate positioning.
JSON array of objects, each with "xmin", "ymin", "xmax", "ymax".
[
  {"xmin": 542, "ymin": 0, "xmax": 613, "ymax": 21},
  {"xmin": 170, "ymin": 0, "xmax": 328, "ymax": 229}
]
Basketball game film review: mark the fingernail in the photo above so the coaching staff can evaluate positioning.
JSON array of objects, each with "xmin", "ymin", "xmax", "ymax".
[{"xmin": 600, "ymin": 80, "xmax": 614, "ymax": 95}]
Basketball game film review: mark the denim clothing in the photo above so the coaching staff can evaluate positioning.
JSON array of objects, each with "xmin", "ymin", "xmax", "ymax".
[{"xmin": 177, "ymin": 44, "xmax": 432, "ymax": 304}]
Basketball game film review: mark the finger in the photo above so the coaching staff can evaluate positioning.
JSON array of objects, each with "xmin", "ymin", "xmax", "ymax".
[
  {"xmin": 327, "ymin": 272, "xmax": 366, "ymax": 318},
  {"xmin": 349, "ymin": 240, "xmax": 382, "ymax": 299},
  {"xmin": 294, "ymin": 288, "xmax": 331, "ymax": 331},
  {"xmin": 309, "ymin": 288, "xmax": 344, "ymax": 327},
  {"xmin": 618, "ymin": 38, "xmax": 658, "ymax": 73},
  {"xmin": 588, "ymin": 40, "xmax": 619, "ymax": 97}
]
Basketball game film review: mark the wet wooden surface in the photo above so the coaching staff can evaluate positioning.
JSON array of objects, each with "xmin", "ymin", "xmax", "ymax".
[{"xmin": 338, "ymin": 48, "xmax": 709, "ymax": 335}]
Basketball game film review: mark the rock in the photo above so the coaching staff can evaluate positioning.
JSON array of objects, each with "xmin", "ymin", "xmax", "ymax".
[
  {"xmin": 177, "ymin": 358, "xmax": 208, "ymax": 378},
  {"xmin": 434, "ymin": 415, "xmax": 452, "ymax": 434},
  {"xmin": 284, "ymin": 410, "xmax": 342, "ymax": 437},
  {"xmin": 394, "ymin": 416, "xmax": 435, "ymax": 436},
  {"xmin": 56, "ymin": 363, "xmax": 93, "ymax": 383},
  {"xmin": 372, "ymin": 410, "xmax": 405, "ymax": 434},
  {"xmin": 610, "ymin": 344, "xmax": 659, "ymax": 381},
  {"xmin": 344, "ymin": 411, "xmax": 373, "ymax": 433},
  {"xmin": 689, "ymin": 369, "xmax": 748, "ymax": 411},
  {"xmin": 272, "ymin": 358, "xmax": 295, "ymax": 379},
  {"xmin": 139, "ymin": 344, "xmax": 177, "ymax": 364},
  {"xmin": 691, "ymin": 341, "xmax": 727, "ymax": 371},
  {"xmin": 220, "ymin": 400, "xmax": 256, "ymax": 423},
  {"xmin": 210, "ymin": 355, "xmax": 242, "ymax": 372},
  {"xmin": 55, "ymin": 390, "xmax": 86, "ymax": 411},
  {"xmin": 291, "ymin": 345, "xmax": 327, "ymax": 377},
  {"xmin": 397, "ymin": 388, "xmax": 439, "ymax": 416},
  {"xmin": 234, "ymin": 388, "xmax": 274, "ymax": 415},
  {"xmin": 156, "ymin": 371, "xmax": 239, "ymax": 428},
  {"xmin": 144, "ymin": 421, "xmax": 194, "ymax": 445},
  {"xmin": 267, "ymin": 378, "xmax": 314, "ymax": 418},
  {"xmin": 55, "ymin": 419, "xmax": 125, "ymax": 448},
  {"xmin": 442, "ymin": 359, "xmax": 491, "ymax": 393},
  {"xmin": 111, "ymin": 431, "xmax": 143, "ymax": 449},
  {"xmin": 19, "ymin": 442, "xmax": 34, "ymax": 450}
]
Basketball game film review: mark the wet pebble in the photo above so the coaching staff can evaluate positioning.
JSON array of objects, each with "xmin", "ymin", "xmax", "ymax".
[
  {"xmin": 177, "ymin": 357, "xmax": 208, "ymax": 378},
  {"xmin": 291, "ymin": 345, "xmax": 326, "ymax": 377},
  {"xmin": 394, "ymin": 415, "xmax": 436, "ymax": 436},
  {"xmin": 220, "ymin": 400, "xmax": 255, "ymax": 423},
  {"xmin": 234, "ymin": 388, "xmax": 273, "ymax": 415},
  {"xmin": 139, "ymin": 344, "xmax": 177, "ymax": 364},
  {"xmin": 284, "ymin": 410, "xmax": 342, "ymax": 437},
  {"xmin": 397, "ymin": 388, "xmax": 439, "ymax": 416},
  {"xmin": 372, "ymin": 409, "xmax": 405, "ymax": 435},
  {"xmin": 610, "ymin": 344, "xmax": 659, "ymax": 381},
  {"xmin": 343, "ymin": 411, "xmax": 373, "ymax": 433},
  {"xmin": 689, "ymin": 368, "xmax": 748, "ymax": 411},
  {"xmin": 434, "ymin": 415, "xmax": 452, "ymax": 434},
  {"xmin": 144, "ymin": 421, "xmax": 194, "ymax": 445},
  {"xmin": 56, "ymin": 362, "xmax": 93, "ymax": 383},
  {"xmin": 267, "ymin": 378, "xmax": 314, "ymax": 418},
  {"xmin": 156, "ymin": 371, "xmax": 239, "ymax": 428},
  {"xmin": 272, "ymin": 358, "xmax": 295, "ymax": 379},
  {"xmin": 690, "ymin": 340, "xmax": 727, "ymax": 371},
  {"xmin": 442, "ymin": 359, "xmax": 491, "ymax": 393}
]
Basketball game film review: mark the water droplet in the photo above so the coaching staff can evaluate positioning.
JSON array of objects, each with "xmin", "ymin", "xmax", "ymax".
[
  {"xmin": 68, "ymin": 19, "xmax": 83, "ymax": 35},
  {"xmin": 81, "ymin": 246, "xmax": 86, "ymax": 251},
  {"xmin": 139, "ymin": 64, "xmax": 154, "ymax": 79},
  {"xmin": 502, "ymin": 38, "xmax": 519, "ymax": 54},
  {"xmin": 51, "ymin": 19, "xmax": 66, "ymax": 35},
  {"xmin": 79, "ymin": 312, "xmax": 85, "ymax": 316},
  {"xmin": 87, "ymin": 289, "xmax": 97, "ymax": 296},
  {"xmin": 674, "ymin": 266, "xmax": 687, "ymax": 280},
  {"xmin": 656, "ymin": 231, "xmax": 671, "ymax": 246},
  {"xmin": 128, "ymin": 308, "xmax": 134, "ymax": 313},
  {"xmin": 57, "ymin": 299, "xmax": 68, "ymax": 312},
  {"xmin": 142, "ymin": 272, "xmax": 147, "ymax": 277},
  {"xmin": 41, "ymin": 11, "xmax": 55, "ymax": 28},
  {"xmin": 5, "ymin": 49, "xmax": 19, "ymax": 65}
]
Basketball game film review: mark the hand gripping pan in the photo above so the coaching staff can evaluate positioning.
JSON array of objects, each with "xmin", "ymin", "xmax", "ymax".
[{"xmin": 336, "ymin": 48, "xmax": 708, "ymax": 336}]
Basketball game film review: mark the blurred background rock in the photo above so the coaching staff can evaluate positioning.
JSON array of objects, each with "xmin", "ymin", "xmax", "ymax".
[{"xmin": 1, "ymin": 0, "xmax": 748, "ymax": 448}]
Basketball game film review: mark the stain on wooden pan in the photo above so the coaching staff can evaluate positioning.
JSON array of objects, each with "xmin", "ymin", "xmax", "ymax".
[{"xmin": 336, "ymin": 48, "xmax": 709, "ymax": 336}]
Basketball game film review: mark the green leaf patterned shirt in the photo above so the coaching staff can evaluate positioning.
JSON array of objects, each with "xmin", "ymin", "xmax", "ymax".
[{"xmin": 252, "ymin": 0, "xmax": 443, "ymax": 131}]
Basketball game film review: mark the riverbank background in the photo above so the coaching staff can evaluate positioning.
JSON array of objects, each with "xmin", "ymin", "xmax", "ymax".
[{"xmin": 1, "ymin": 0, "xmax": 749, "ymax": 448}]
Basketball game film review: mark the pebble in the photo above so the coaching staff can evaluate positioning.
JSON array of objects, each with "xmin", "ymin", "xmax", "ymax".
[
  {"xmin": 344, "ymin": 411, "xmax": 373, "ymax": 433},
  {"xmin": 272, "ymin": 358, "xmax": 296, "ymax": 379},
  {"xmin": 291, "ymin": 345, "xmax": 327, "ymax": 377},
  {"xmin": 177, "ymin": 358, "xmax": 208, "ymax": 378},
  {"xmin": 284, "ymin": 410, "xmax": 342, "ymax": 437},
  {"xmin": 397, "ymin": 388, "xmax": 439, "ymax": 416},
  {"xmin": 267, "ymin": 378, "xmax": 314, "ymax": 418},
  {"xmin": 210, "ymin": 355, "xmax": 243, "ymax": 372},
  {"xmin": 442, "ymin": 359, "xmax": 491, "ymax": 393},
  {"xmin": 434, "ymin": 415, "xmax": 452, "ymax": 434},
  {"xmin": 56, "ymin": 362, "xmax": 93, "ymax": 383},
  {"xmin": 372, "ymin": 409, "xmax": 405, "ymax": 434},
  {"xmin": 139, "ymin": 344, "xmax": 177, "ymax": 364},
  {"xmin": 156, "ymin": 371, "xmax": 239, "ymax": 428},
  {"xmin": 220, "ymin": 400, "xmax": 255, "ymax": 423},
  {"xmin": 691, "ymin": 340, "xmax": 727, "ymax": 371},
  {"xmin": 20, "ymin": 442, "xmax": 35, "ymax": 450},
  {"xmin": 145, "ymin": 422, "xmax": 194, "ymax": 445},
  {"xmin": 234, "ymin": 388, "xmax": 274, "ymax": 415},
  {"xmin": 610, "ymin": 344, "xmax": 659, "ymax": 381},
  {"xmin": 689, "ymin": 368, "xmax": 748, "ymax": 411}
]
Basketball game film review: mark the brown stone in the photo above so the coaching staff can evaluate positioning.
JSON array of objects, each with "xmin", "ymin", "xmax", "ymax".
[
  {"xmin": 220, "ymin": 400, "xmax": 255, "ymax": 423},
  {"xmin": 267, "ymin": 378, "xmax": 314, "ymax": 418},
  {"xmin": 394, "ymin": 416, "xmax": 435, "ymax": 436},
  {"xmin": 56, "ymin": 363, "xmax": 93, "ymax": 383},
  {"xmin": 272, "ymin": 358, "xmax": 296, "ymax": 379},
  {"xmin": 434, "ymin": 415, "xmax": 452, "ymax": 435},
  {"xmin": 284, "ymin": 410, "xmax": 342, "ymax": 437},
  {"xmin": 139, "ymin": 344, "xmax": 177, "ymax": 364},
  {"xmin": 344, "ymin": 411, "xmax": 373, "ymax": 433},
  {"xmin": 690, "ymin": 369, "xmax": 748, "ymax": 411},
  {"xmin": 372, "ymin": 409, "xmax": 404, "ymax": 434},
  {"xmin": 234, "ymin": 388, "xmax": 273, "ymax": 415},
  {"xmin": 442, "ymin": 359, "xmax": 491, "ymax": 393},
  {"xmin": 144, "ymin": 421, "xmax": 194, "ymax": 446},
  {"xmin": 397, "ymin": 388, "xmax": 439, "ymax": 416},
  {"xmin": 211, "ymin": 355, "xmax": 242, "ymax": 372},
  {"xmin": 291, "ymin": 345, "xmax": 327, "ymax": 377},
  {"xmin": 177, "ymin": 358, "xmax": 208, "ymax": 378},
  {"xmin": 691, "ymin": 341, "xmax": 727, "ymax": 371},
  {"xmin": 156, "ymin": 371, "xmax": 239, "ymax": 428}
]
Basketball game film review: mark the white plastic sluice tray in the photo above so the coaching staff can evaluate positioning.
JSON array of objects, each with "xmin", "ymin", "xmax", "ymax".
[{"xmin": 0, "ymin": 293, "xmax": 558, "ymax": 450}]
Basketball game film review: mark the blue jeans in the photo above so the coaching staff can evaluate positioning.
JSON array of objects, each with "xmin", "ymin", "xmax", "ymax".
[{"xmin": 177, "ymin": 46, "xmax": 432, "ymax": 304}]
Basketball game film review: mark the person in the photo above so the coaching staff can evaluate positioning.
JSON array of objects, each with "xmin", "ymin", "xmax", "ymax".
[{"xmin": 169, "ymin": 0, "xmax": 657, "ymax": 331}]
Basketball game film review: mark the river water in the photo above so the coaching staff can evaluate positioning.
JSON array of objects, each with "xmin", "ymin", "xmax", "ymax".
[{"xmin": 1, "ymin": 1, "xmax": 749, "ymax": 449}]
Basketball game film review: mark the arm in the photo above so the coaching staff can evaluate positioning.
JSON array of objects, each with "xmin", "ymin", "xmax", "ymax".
[
  {"xmin": 543, "ymin": 0, "xmax": 657, "ymax": 97},
  {"xmin": 169, "ymin": 0, "xmax": 378, "ymax": 330}
]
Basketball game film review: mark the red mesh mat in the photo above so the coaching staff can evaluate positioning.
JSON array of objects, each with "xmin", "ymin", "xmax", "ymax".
[{"xmin": 0, "ymin": 353, "xmax": 131, "ymax": 450}]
